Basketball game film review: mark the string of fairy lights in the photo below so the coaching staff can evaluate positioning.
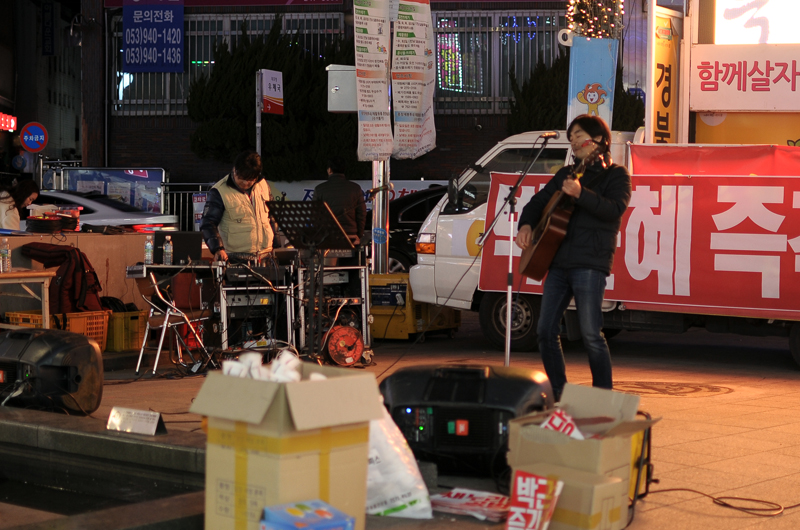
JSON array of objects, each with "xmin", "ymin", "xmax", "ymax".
[{"xmin": 567, "ymin": 0, "xmax": 625, "ymax": 39}]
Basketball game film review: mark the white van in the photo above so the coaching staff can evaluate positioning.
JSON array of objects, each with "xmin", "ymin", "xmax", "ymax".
[{"xmin": 409, "ymin": 130, "xmax": 633, "ymax": 350}]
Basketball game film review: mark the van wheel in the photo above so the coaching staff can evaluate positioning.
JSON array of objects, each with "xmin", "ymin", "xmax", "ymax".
[
  {"xmin": 479, "ymin": 293, "xmax": 540, "ymax": 352},
  {"xmin": 790, "ymin": 324, "xmax": 800, "ymax": 368},
  {"xmin": 388, "ymin": 251, "xmax": 412, "ymax": 273}
]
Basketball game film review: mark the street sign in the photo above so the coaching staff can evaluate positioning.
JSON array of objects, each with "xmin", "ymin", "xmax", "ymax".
[
  {"xmin": 20, "ymin": 122, "xmax": 48, "ymax": 153},
  {"xmin": 123, "ymin": 0, "xmax": 185, "ymax": 73},
  {"xmin": 260, "ymin": 69, "xmax": 284, "ymax": 115}
]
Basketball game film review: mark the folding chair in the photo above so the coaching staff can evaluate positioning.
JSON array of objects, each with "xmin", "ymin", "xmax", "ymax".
[{"xmin": 135, "ymin": 272, "xmax": 213, "ymax": 375}]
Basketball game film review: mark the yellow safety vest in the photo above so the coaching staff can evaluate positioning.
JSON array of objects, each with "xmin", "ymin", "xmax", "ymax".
[{"xmin": 213, "ymin": 175, "xmax": 273, "ymax": 254}]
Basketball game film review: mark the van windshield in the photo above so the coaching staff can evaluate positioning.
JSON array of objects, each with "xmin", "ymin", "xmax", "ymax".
[
  {"xmin": 482, "ymin": 147, "xmax": 568, "ymax": 177},
  {"xmin": 446, "ymin": 147, "xmax": 568, "ymax": 214}
]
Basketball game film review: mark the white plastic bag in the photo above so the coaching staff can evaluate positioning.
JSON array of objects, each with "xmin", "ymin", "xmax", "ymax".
[{"xmin": 366, "ymin": 404, "xmax": 433, "ymax": 519}]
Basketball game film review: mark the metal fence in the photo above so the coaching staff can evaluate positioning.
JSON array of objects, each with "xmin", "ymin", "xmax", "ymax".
[
  {"xmin": 110, "ymin": 9, "xmax": 566, "ymax": 117},
  {"xmin": 163, "ymin": 182, "xmax": 213, "ymax": 232},
  {"xmin": 110, "ymin": 13, "xmax": 345, "ymax": 116},
  {"xmin": 434, "ymin": 10, "xmax": 566, "ymax": 114}
]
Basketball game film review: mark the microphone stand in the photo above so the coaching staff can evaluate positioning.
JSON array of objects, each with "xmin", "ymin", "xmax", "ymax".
[{"xmin": 478, "ymin": 135, "xmax": 554, "ymax": 367}]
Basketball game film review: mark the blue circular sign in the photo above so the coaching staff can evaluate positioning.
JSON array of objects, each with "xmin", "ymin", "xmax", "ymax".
[
  {"xmin": 372, "ymin": 227, "xmax": 388, "ymax": 245},
  {"xmin": 11, "ymin": 155, "xmax": 26, "ymax": 171},
  {"xmin": 20, "ymin": 122, "xmax": 48, "ymax": 153}
]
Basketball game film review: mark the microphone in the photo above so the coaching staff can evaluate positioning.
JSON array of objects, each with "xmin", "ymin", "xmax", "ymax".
[{"xmin": 539, "ymin": 131, "xmax": 560, "ymax": 139}]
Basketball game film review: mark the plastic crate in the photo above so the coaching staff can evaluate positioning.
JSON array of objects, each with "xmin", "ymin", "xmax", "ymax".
[
  {"xmin": 6, "ymin": 310, "xmax": 111, "ymax": 352},
  {"xmin": 106, "ymin": 310, "xmax": 148, "ymax": 352}
]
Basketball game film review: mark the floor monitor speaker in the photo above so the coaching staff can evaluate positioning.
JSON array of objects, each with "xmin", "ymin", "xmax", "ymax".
[
  {"xmin": 379, "ymin": 364, "xmax": 554, "ymax": 474},
  {"xmin": 0, "ymin": 328, "xmax": 104, "ymax": 414}
]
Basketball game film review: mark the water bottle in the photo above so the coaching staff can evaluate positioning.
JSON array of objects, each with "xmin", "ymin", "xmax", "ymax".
[
  {"xmin": 163, "ymin": 235, "xmax": 173, "ymax": 266},
  {"xmin": 0, "ymin": 238, "xmax": 9, "ymax": 273},
  {"xmin": 144, "ymin": 235, "xmax": 154, "ymax": 265}
]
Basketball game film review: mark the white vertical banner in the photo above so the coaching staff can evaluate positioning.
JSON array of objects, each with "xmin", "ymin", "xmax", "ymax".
[
  {"xmin": 354, "ymin": 0, "xmax": 394, "ymax": 161},
  {"xmin": 390, "ymin": 0, "xmax": 436, "ymax": 159}
]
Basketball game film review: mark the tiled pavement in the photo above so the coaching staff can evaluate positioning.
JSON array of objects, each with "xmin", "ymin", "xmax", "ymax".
[{"xmin": 3, "ymin": 312, "xmax": 800, "ymax": 529}]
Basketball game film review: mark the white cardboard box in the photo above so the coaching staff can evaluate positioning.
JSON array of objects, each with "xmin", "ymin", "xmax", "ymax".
[
  {"xmin": 507, "ymin": 384, "xmax": 659, "ymax": 496},
  {"xmin": 190, "ymin": 365, "xmax": 384, "ymax": 530},
  {"xmin": 513, "ymin": 463, "xmax": 628, "ymax": 530}
]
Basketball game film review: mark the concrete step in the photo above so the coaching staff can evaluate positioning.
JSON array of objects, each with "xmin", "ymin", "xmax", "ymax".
[{"xmin": 8, "ymin": 491, "xmax": 204, "ymax": 530}]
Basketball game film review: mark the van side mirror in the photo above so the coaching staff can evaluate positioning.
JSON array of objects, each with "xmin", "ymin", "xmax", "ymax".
[{"xmin": 447, "ymin": 176, "xmax": 459, "ymax": 208}]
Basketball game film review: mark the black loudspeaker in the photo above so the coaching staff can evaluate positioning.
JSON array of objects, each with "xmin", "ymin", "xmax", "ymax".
[
  {"xmin": 379, "ymin": 364, "xmax": 554, "ymax": 474},
  {"xmin": 0, "ymin": 328, "xmax": 104, "ymax": 414}
]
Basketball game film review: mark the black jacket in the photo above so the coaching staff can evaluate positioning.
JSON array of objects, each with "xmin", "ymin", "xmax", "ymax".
[
  {"xmin": 313, "ymin": 173, "xmax": 367, "ymax": 239},
  {"xmin": 517, "ymin": 159, "xmax": 631, "ymax": 275}
]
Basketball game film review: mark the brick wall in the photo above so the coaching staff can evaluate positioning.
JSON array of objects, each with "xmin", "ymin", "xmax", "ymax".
[
  {"xmin": 109, "ymin": 115, "xmax": 230, "ymax": 183},
  {"xmin": 110, "ymin": 113, "xmax": 510, "ymax": 184}
]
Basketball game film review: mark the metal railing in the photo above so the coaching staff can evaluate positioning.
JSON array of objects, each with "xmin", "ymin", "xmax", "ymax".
[
  {"xmin": 110, "ymin": 9, "xmax": 567, "ymax": 117},
  {"xmin": 110, "ymin": 13, "xmax": 345, "ymax": 116},
  {"xmin": 433, "ymin": 10, "xmax": 567, "ymax": 114},
  {"xmin": 163, "ymin": 182, "xmax": 213, "ymax": 232}
]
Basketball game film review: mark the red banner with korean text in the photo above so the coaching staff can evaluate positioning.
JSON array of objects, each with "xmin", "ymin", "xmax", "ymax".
[
  {"xmin": 480, "ymin": 145, "xmax": 800, "ymax": 320},
  {"xmin": 630, "ymin": 144, "xmax": 800, "ymax": 176}
]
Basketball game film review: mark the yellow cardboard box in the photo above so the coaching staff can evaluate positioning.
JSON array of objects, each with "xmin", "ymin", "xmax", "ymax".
[
  {"xmin": 190, "ymin": 365, "xmax": 384, "ymax": 530},
  {"xmin": 507, "ymin": 384, "xmax": 659, "ymax": 500},
  {"xmin": 513, "ymin": 463, "xmax": 628, "ymax": 530}
]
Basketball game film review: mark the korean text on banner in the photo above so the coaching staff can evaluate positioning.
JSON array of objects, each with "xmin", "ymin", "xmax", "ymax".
[
  {"xmin": 122, "ymin": 0, "xmax": 184, "ymax": 74},
  {"xmin": 482, "ymin": 144, "xmax": 800, "ymax": 321},
  {"xmin": 567, "ymin": 37, "xmax": 618, "ymax": 128},
  {"xmin": 390, "ymin": 0, "xmax": 436, "ymax": 159},
  {"xmin": 354, "ymin": 0, "xmax": 394, "ymax": 161},
  {"xmin": 689, "ymin": 44, "xmax": 800, "ymax": 112},
  {"xmin": 653, "ymin": 15, "xmax": 679, "ymax": 143},
  {"xmin": 261, "ymin": 69, "xmax": 284, "ymax": 115}
]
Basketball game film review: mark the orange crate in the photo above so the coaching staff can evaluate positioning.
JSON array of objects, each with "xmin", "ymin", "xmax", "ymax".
[{"xmin": 6, "ymin": 310, "xmax": 111, "ymax": 352}]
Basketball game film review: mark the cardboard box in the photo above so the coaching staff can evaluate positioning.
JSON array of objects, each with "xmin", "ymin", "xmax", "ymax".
[
  {"xmin": 512, "ymin": 463, "xmax": 627, "ymax": 530},
  {"xmin": 190, "ymin": 365, "xmax": 384, "ymax": 530},
  {"xmin": 260, "ymin": 499, "xmax": 354, "ymax": 530},
  {"xmin": 507, "ymin": 384, "xmax": 659, "ymax": 495}
]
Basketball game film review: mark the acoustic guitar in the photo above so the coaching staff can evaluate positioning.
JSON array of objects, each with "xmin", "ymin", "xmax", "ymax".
[{"xmin": 518, "ymin": 145, "xmax": 603, "ymax": 281}]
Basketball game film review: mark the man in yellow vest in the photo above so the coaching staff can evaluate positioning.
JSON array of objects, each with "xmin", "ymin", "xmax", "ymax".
[{"xmin": 200, "ymin": 150, "xmax": 274, "ymax": 262}]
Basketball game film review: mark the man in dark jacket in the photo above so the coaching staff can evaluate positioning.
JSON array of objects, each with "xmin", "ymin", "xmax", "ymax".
[
  {"xmin": 515, "ymin": 115, "xmax": 631, "ymax": 401},
  {"xmin": 313, "ymin": 156, "xmax": 366, "ymax": 245}
]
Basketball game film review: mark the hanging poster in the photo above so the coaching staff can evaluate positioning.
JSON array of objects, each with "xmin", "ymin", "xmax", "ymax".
[
  {"xmin": 390, "ymin": 0, "xmax": 436, "ymax": 159},
  {"xmin": 567, "ymin": 37, "xmax": 619, "ymax": 128},
  {"xmin": 354, "ymin": 0, "xmax": 394, "ymax": 161}
]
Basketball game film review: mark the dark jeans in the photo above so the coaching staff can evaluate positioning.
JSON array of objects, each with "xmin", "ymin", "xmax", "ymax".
[{"xmin": 537, "ymin": 267, "xmax": 613, "ymax": 401}]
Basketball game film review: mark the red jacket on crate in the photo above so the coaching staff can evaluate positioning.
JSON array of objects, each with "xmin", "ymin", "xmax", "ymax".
[{"xmin": 21, "ymin": 243, "xmax": 103, "ymax": 319}]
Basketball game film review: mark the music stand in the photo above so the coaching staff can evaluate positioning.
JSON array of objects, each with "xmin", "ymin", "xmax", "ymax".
[{"xmin": 267, "ymin": 201, "xmax": 353, "ymax": 361}]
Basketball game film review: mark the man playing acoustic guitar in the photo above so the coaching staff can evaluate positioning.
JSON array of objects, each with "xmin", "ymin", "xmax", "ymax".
[{"xmin": 515, "ymin": 115, "xmax": 631, "ymax": 402}]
